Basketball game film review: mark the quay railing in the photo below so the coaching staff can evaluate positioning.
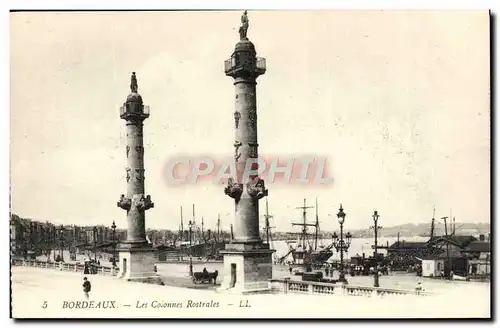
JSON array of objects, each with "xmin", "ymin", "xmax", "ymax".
[
  {"xmin": 11, "ymin": 258, "xmax": 119, "ymax": 277},
  {"xmin": 270, "ymin": 278, "xmax": 433, "ymax": 297}
]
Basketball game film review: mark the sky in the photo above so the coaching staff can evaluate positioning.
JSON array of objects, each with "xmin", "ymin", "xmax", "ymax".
[{"xmin": 10, "ymin": 11, "xmax": 490, "ymax": 232}]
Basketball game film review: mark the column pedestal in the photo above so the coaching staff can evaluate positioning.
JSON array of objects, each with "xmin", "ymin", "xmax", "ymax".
[
  {"xmin": 218, "ymin": 243, "xmax": 275, "ymax": 294},
  {"xmin": 117, "ymin": 243, "xmax": 163, "ymax": 285}
]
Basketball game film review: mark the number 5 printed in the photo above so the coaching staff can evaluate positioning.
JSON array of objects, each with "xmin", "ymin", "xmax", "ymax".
[{"xmin": 42, "ymin": 301, "xmax": 47, "ymax": 309}]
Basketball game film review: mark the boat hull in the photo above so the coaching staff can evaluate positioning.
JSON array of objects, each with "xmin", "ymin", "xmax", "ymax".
[{"xmin": 289, "ymin": 249, "xmax": 333, "ymax": 265}]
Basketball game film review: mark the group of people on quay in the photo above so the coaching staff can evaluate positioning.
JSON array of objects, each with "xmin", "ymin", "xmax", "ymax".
[
  {"xmin": 282, "ymin": 258, "xmax": 425, "ymax": 279},
  {"xmin": 83, "ymin": 258, "xmax": 103, "ymax": 275}
]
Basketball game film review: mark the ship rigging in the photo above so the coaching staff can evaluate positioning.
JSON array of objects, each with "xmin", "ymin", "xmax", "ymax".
[{"xmin": 279, "ymin": 198, "xmax": 334, "ymax": 266}]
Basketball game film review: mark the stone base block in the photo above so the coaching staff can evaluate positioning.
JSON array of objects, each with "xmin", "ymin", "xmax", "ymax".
[
  {"xmin": 218, "ymin": 243, "xmax": 275, "ymax": 294},
  {"xmin": 118, "ymin": 247, "xmax": 163, "ymax": 285}
]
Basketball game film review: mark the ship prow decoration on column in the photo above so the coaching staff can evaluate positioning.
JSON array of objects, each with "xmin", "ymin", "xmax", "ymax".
[
  {"xmin": 116, "ymin": 72, "xmax": 162, "ymax": 285},
  {"xmin": 219, "ymin": 11, "xmax": 275, "ymax": 295}
]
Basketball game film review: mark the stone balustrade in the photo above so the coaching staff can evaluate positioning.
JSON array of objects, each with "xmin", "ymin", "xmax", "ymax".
[
  {"xmin": 11, "ymin": 258, "xmax": 119, "ymax": 277},
  {"xmin": 12, "ymin": 259, "xmax": 433, "ymax": 297},
  {"xmin": 270, "ymin": 279, "xmax": 433, "ymax": 297}
]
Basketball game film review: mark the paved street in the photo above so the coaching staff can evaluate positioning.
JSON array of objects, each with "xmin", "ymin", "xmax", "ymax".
[
  {"xmin": 11, "ymin": 266, "xmax": 490, "ymax": 319},
  {"xmin": 156, "ymin": 262, "xmax": 483, "ymax": 293},
  {"xmin": 31, "ymin": 252, "xmax": 488, "ymax": 294}
]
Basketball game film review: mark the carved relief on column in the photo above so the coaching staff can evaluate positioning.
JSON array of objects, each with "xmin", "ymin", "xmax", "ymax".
[
  {"xmin": 135, "ymin": 169, "xmax": 145, "ymax": 181},
  {"xmin": 136, "ymin": 128, "xmax": 143, "ymax": 137},
  {"xmin": 247, "ymin": 107, "xmax": 257, "ymax": 129},
  {"xmin": 135, "ymin": 195, "xmax": 154, "ymax": 212},
  {"xmin": 126, "ymin": 145, "xmax": 130, "ymax": 158},
  {"xmin": 117, "ymin": 194, "xmax": 132, "ymax": 210},
  {"xmin": 244, "ymin": 91, "xmax": 255, "ymax": 103},
  {"xmin": 224, "ymin": 177, "xmax": 243, "ymax": 201},
  {"xmin": 135, "ymin": 146, "xmax": 144, "ymax": 157},
  {"xmin": 234, "ymin": 111, "xmax": 241, "ymax": 129},
  {"xmin": 246, "ymin": 176, "xmax": 268, "ymax": 199},
  {"xmin": 248, "ymin": 142, "xmax": 259, "ymax": 158},
  {"xmin": 234, "ymin": 141, "xmax": 242, "ymax": 161},
  {"xmin": 125, "ymin": 168, "xmax": 131, "ymax": 183}
]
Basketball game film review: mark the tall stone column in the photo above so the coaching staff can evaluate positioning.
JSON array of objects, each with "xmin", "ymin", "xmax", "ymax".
[
  {"xmin": 219, "ymin": 11, "xmax": 275, "ymax": 294},
  {"xmin": 231, "ymin": 76, "xmax": 265, "ymax": 243},
  {"xmin": 116, "ymin": 72, "xmax": 161, "ymax": 284}
]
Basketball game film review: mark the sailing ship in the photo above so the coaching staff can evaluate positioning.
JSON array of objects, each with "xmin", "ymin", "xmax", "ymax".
[
  {"xmin": 261, "ymin": 198, "xmax": 281, "ymax": 264},
  {"xmin": 279, "ymin": 198, "xmax": 333, "ymax": 266},
  {"xmin": 176, "ymin": 205, "xmax": 229, "ymax": 261}
]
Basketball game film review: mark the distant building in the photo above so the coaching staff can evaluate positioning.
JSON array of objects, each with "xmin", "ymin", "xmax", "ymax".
[
  {"xmin": 461, "ymin": 236, "xmax": 491, "ymax": 277},
  {"xmin": 421, "ymin": 235, "xmax": 482, "ymax": 277},
  {"xmin": 10, "ymin": 214, "xmax": 128, "ymax": 259},
  {"xmin": 383, "ymin": 241, "xmax": 430, "ymax": 269},
  {"xmin": 155, "ymin": 245, "xmax": 180, "ymax": 262},
  {"xmin": 426, "ymin": 235, "xmax": 478, "ymax": 258},
  {"xmin": 386, "ymin": 241, "xmax": 428, "ymax": 255},
  {"xmin": 421, "ymin": 257, "xmax": 446, "ymax": 277}
]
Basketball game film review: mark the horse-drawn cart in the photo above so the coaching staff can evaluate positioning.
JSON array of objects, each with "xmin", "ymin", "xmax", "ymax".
[{"xmin": 192, "ymin": 270, "xmax": 219, "ymax": 285}]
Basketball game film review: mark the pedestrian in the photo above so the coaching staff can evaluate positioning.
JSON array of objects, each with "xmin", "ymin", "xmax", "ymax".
[
  {"xmin": 415, "ymin": 281, "xmax": 423, "ymax": 295},
  {"xmin": 289, "ymin": 266, "xmax": 293, "ymax": 274},
  {"xmin": 82, "ymin": 277, "xmax": 91, "ymax": 299},
  {"xmin": 213, "ymin": 270, "xmax": 219, "ymax": 285}
]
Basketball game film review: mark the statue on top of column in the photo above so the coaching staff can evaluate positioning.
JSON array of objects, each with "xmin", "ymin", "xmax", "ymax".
[
  {"xmin": 130, "ymin": 72, "xmax": 138, "ymax": 93},
  {"xmin": 239, "ymin": 10, "xmax": 249, "ymax": 40}
]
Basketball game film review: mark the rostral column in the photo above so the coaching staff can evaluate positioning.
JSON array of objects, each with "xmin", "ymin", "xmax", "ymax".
[
  {"xmin": 219, "ymin": 11, "xmax": 275, "ymax": 294},
  {"xmin": 116, "ymin": 72, "xmax": 162, "ymax": 284}
]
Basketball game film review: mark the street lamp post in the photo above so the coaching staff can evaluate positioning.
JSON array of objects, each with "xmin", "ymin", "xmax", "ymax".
[
  {"xmin": 111, "ymin": 221, "xmax": 117, "ymax": 267},
  {"xmin": 332, "ymin": 204, "xmax": 352, "ymax": 283},
  {"xmin": 93, "ymin": 227, "xmax": 98, "ymax": 262},
  {"xmin": 370, "ymin": 211, "xmax": 382, "ymax": 288},
  {"xmin": 188, "ymin": 221, "xmax": 193, "ymax": 276}
]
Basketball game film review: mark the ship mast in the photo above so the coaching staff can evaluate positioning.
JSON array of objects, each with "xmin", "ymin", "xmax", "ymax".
[
  {"xmin": 430, "ymin": 206, "xmax": 435, "ymax": 240},
  {"xmin": 180, "ymin": 206, "xmax": 184, "ymax": 260},
  {"xmin": 293, "ymin": 198, "xmax": 315, "ymax": 248},
  {"xmin": 217, "ymin": 214, "xmax": 221, "ymax": 242},
  {"xmin": 201, "ymin": 216, "xmax": 205, "ymax": 241},
  {"xmin": 180, "ymin": 206, "xmax": 184, "ymax": 240},
  {"xmin": 314, "ymin": 198, "xmax": 319, "ymax": 250},
  {"xmin": 263, "ymin": 198, "xmax": 275, "ymax": 245},
  {"xmin": 451, "ymin": 208, "xmax": 455, "ymax": 234},
  {"xmin": 192, "ymin": 204, "xmax": 196, "ymax": 244},
  {"xmin": 192, "ymin": 204, "xmax": 196, "ymax": 225},
  {"xmin": 441, "ymin": 216, "xmax": 450, "ymax": 274}
]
